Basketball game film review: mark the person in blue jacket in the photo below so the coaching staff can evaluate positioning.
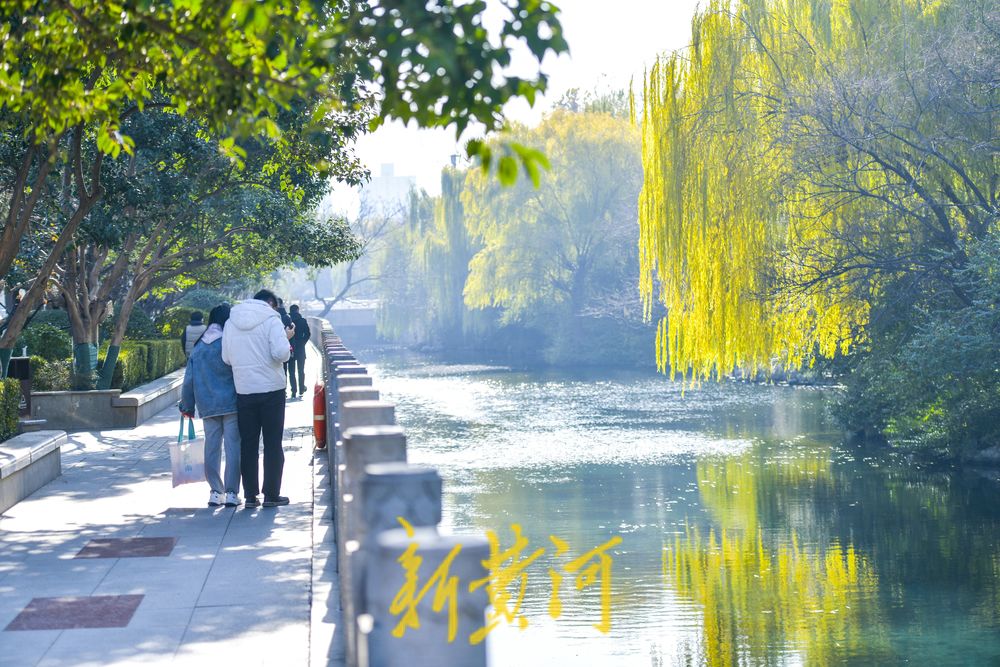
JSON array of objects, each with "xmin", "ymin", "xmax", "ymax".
[{"xmin": 179, "ymin": 304, "xmax": 242, "ymax": 507}]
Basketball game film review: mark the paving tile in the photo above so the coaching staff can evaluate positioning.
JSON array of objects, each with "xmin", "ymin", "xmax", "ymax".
[
  {"xmin": 91, "ymin": 556, "xmax": 213, "ymax": 610},
  {"xmin": 0, "ymin": 559, "xmax": 117, "ymax": 599},
  {"xmin": 35, "ymin": 605, "xmax": 192, "ymax": 667},
  {"xmin": 5, "ymin": 594, "xmax": 144, "ymax": 630},
  {"xmin": 178, "ymin": 603, "xmax": 309, "ymax": 665},
  {"xmin": 0, "ymin": 625, "xmax": 61, "ymax": 664},
  {"xmin": 76, "ymin": 537, "xmax": 177, "ymax": 559},
  {"xmin": 196, "ymin": 549, "xmax": 311, "ymax": 608}
]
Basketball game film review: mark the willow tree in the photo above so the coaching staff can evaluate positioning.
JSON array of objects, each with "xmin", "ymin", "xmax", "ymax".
[
  {"xmin": 638, "ymin": 0, "xmax": 999, "ymax": 379},
  {"xmin": 463, "ymin": 110, "xmax": 642, "ymax": 322}
]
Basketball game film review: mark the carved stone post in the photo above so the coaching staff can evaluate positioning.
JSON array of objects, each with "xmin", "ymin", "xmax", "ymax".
[
  {"xmin": 354, "ymin": 463, "xmax": 442, "ymax": 667},
  {"xmin": 332, "ymin": 377, "xmax": 373, "ymax": 464},
  {"xmin": 363, "ymin": 528, "xmax": 490, "ymax": 667},
  {"xmin": 340, "ymin": 427, "xmax": 407, "ymax": 667}
]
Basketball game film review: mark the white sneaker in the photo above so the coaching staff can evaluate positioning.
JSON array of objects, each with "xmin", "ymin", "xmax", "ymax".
[
  {"xmin": 208, "ymin": 491, "xmax": 224, "ymax": 507},
  {"xmin": 224, "ymin": 492, "xmax": 241, "ymax": 507}
]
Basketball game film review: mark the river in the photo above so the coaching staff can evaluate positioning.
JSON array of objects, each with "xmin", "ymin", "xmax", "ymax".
[{"xmin": 363, "ymin": 349, "xmax": 1000, "ymax": 666}]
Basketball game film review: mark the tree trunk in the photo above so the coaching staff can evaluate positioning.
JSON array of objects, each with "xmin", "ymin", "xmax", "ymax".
[
  {"xmin": 0, "ymin": 129, "xmax": 103, "ymax": 377},
  {"xmin": 96, "ymin": 286, "xmax": 142, "ymax": 390}
]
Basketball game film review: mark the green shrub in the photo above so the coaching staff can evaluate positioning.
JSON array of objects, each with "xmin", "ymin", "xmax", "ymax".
[
  {"xmin": 156, "ymin": 307, "xmax": 200, "ymax": 339},
  {"xmin": 30, "ymin": 356, "xmax": 72, "ymax": 392},
  {"xmin": 0, "ymin": 378, "xmax": 20, "ymax": 441},
  {"xmin": 16, "ymin": 323, "xmax": 73, "ymax": 361},
  {"xmin": 26, "ymin": 309, "xmax": 70, "ymax": 330},
  {"xmin": 179, "ymin": 288, "xmax": 232, "ymax": 312},
  {"xmin": 100, "ymin": 308, "xmax": 160, "ymax": 342},
  {"xmin": 119, "ymin": 343, "xmax": 149, "ymax": 390},
  {"xmin": 107, "ymin": 340, "xmax": 184, "ymax": 391},
  {"xmin": 838, "ymin": 234, "xmax": 1000, "ymax": 459}
]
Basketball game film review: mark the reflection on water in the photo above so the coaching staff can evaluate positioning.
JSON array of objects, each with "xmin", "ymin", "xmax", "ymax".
[{"xmin": 365, "ymin": 350, "xmax": 1000, "ymax": 666}]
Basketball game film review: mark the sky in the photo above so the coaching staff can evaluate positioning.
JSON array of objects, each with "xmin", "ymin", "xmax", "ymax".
[{"xmin": 324, "ymin": 0, "xmax": 703, "ymax": 216}]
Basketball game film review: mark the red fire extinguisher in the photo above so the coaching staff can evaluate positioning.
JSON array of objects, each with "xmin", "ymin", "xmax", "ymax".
[{"xmin": 313, "ymin": 382, "xmax": 327, "ymax": 450}]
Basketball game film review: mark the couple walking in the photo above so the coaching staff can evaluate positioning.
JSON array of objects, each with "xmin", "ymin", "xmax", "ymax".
[{"xmin": 179, "ymin": 289, "xmax": 297, "ymax": 509}]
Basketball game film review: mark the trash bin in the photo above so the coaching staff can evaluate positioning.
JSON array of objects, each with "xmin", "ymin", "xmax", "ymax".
[{"xmin": 7, "ymin": 357, "xmax": 32, "ymax": 415}]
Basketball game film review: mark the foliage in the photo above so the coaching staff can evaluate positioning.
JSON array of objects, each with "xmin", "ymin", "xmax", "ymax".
[
  {"xmin": 463, "ymin": 110, "xmax": 642, "ymax": 322},
  {"xmin": 638, "ymin": 0, "xmax": 999, "ymax": 381},
  {"xmin": 375, "ymin": 108, "xmax": 653, "ymax": 366},
  {"xmin": 112, "ymin": 344, "xmax": 148, "ymax": 392},
  {"xmin": 29, "ymin": 356, "xmax": 72, "ymax": 392},
  {"xmin": 178, "ymin": 289, "xmax": 235, "ymax": 312},
  {"xmin": 0, "ymin": 0, "xmax": 566, "ymax": 157},
  {"xmin": 15, "ymin": 323, "xmax": 72, "ymax": 361},
  {"xmin": 0, "ymin": 377, "xmax": 19, "ymax": 441},
  {"xmin": 100, "ymin": 308, "xmax": 159, "ymax": 342},
  {"xmin": 838, "ymin": 235, "xmax": 1000, "ymax": 456},
  {"xmin": 24, "ymin": 310, "xmax": 70, "ymax": 331},
  {"xmin": 155, "ymin": 307, "xmax": 200, "ymax": 341},
  {"xmin": 143, "ymin": 340, "xmax": 185, "ymax": 381},
  {"xmin": 0, "ymin": 0, "xmax": 567, "ymax": 366},
  {"xmin": 104, "ymin": 339, "xmax": 183, "ymax": 391}
]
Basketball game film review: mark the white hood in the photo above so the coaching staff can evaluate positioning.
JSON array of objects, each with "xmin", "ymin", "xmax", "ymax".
[
  {"xmin": 222, "ymin": 299, "xmax": 291, "ymax": 394},
  {"xmin": 229, "ymin": 299, "xmax": 279, "ymax": 331}
]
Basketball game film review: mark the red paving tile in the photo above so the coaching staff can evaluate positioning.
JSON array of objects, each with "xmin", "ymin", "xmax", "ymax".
[
  {"xmin": 5, "ymin": 595, "xmax": 144, "ymax": 631},
  {"xmin": 75, "ymin": 537, "xmax": 177, "ymax": 558}
]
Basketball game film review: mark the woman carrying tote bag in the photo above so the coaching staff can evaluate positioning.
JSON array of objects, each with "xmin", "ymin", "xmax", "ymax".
[{"xmin": 178, "ymin": 304, "xmax": 242, "ymax": 507}]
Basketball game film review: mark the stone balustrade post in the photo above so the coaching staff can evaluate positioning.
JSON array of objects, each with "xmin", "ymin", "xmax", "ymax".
[
  {"xmin": 332, "ymin": 377, "xmax": 374, "ymax": 466},
  {"xmin": 335, "ymin": 400, "xmax": 396, "ymax": 576},
  {"xmin": 353, "ymin": 463, "xmax": 442, "ymax": 667},
  {"xmin": 340, "ymin": 427, "xmax": 408, "ymax": 667},
  {"xmin": 362, "ymin": 528, "xmax": 489, "ymax": 667}
]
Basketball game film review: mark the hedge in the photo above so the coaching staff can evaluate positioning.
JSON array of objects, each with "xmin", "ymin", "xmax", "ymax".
[
  {"xmin": 0, "ymin": 378, "xmax": 21, "ymax": 442},
  {"xmin": 29, "ymin": 356, "xmax": 72, "ymax": 392},
  {"xmin": 109, "ymin": 339, "xmax": 185, "ymax": 391}
]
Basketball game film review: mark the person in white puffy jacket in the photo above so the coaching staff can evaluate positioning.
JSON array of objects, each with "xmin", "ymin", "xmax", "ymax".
[{"xmin": 222, "ymin": 289, "xmax": 294, "ymax": 508}]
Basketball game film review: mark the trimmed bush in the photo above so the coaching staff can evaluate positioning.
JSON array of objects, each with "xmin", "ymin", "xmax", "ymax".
[
  {"xmin": 16, "ymin": 323, "xmax": 73, "ymax": 361},
  {"xmin": 0, "ymin": 378, "xmax": 21, "ymax": 441},
  {"xmin": 113, "ymin": 343, "xmax": 149, "ymax": 391},
  {"xmin": 107, "ymin": 340, "xmax": 184, "ymax": 391},
  {"xmin": 30, "ymin": 356, "xmax": 73, "ymax": 392},
  {"xmin": 156, "ymin": 307, "xmax": 200, "ymax": 340}
]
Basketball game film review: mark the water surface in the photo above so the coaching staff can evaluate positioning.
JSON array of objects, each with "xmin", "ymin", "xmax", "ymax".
[{"xmin": 366, "ymin": 351, "xmax": 1000, "ymax": 666}]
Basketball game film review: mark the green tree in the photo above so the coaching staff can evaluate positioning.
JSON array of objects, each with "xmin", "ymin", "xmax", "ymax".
[
  {"xmin": 463, "ymin": 110, "xmax": 642, "ymax": 323},
  {"xmin": 638, "ymin": 0, "xmax": 998, "ymax": 381},
  {"xmin": 0, "ymin": 0, "xmax": 568, "ymax": 373}
]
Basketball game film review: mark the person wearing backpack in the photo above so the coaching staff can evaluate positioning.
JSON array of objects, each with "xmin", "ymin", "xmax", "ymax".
[
  {"xmin": 179, "ymin": 304, "xmax": 242, "ymax": 508},
  {"xmin": 181, "ymin": 311, "xmax": 208, "ymax": 357}
]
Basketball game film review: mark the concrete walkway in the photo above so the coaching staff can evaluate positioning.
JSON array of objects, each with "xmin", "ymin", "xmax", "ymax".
[{"xmin": 0, "ymin": 348, "xmax": 333, "ymax": 666}]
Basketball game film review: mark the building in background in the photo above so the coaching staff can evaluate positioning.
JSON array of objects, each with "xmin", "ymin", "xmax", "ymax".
[{"xmin": 360, "ymin": 163, "xmax": 415, "ymax": 217}]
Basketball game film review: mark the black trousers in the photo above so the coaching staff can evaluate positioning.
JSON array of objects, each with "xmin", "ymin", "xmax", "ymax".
[
  {"xmin": 237, "ymin": 389, "xmax": 285, "ymax": 500},
  {"xmin": 288, "ymin": 346, "xmax": 307, "ymax": 395}
]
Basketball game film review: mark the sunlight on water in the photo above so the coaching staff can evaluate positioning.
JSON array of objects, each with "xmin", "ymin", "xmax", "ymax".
[{"xmin": 361, "ymin": 350, "xmax": 1000, "ymax": 666}]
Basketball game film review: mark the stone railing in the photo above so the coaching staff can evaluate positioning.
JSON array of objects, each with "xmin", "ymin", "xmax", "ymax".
[{"xmin": 308, "ymin": 317, "xmax": 490, "ymax": 667}]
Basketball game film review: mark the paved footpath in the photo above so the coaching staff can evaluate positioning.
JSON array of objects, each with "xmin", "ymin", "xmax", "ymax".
[{"xmin": 0, "ymin": 348, "xmax": 333, "ymax": 666}]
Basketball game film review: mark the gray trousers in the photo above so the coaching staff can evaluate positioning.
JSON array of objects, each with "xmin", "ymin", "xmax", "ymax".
[{"xmin": 203, "ymin": 413, "xmax": 241, "ymax": 494}]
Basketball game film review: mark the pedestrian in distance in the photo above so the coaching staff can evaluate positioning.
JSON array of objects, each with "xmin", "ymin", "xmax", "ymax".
[
  {"xmin": 277, "ymin": 297, "xmax": 295, "ymax": 395},
  {"xmin": 288, "ymin": 304, "xmax": 311, "ymax": 399},
  {"xmin": 182, "ymin": 310, "xmax": 207, "ymax": 357},
  {"xmin": 222, "ymin": 289, "xmax": 293, "ymax": 508},
  {"xmin": 178, "ymin": 304, "xmax": 242, "ymax": 508}
]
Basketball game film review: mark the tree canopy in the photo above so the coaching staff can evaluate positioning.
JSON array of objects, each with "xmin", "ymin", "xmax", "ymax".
[{"xmin": 638, "ymin": 0, "xmax": 999, "ymax": 380}]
